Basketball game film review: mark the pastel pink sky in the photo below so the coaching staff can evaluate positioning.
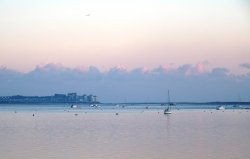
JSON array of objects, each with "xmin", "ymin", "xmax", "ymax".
[{"xmin": 0, "ymin": 0, "xmax": 249, "ymax": 74}]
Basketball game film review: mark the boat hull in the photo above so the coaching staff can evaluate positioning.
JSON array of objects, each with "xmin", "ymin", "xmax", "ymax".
[
  {"xmin": 216, "ymin": 106, "xmax": 225, "ymax": 110},
  {"xmin": 164, "ymin": 112, "xmax": 172, "ymax": 114}
]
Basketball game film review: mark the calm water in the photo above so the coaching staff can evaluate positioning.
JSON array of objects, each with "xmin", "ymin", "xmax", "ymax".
[{"xmin": 0, "ymin": 106, "xmax": 250, "ymax": 159}]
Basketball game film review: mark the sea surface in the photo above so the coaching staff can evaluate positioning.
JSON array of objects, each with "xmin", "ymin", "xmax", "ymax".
[{"xmin": 0, "ymin": 104, "xmax": 250, "ymax": 159}]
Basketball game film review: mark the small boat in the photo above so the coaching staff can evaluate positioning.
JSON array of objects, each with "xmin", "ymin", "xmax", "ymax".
[
  {"xmin": 90, "ymin": 104, "xmax": 102, "ymax": 110},
  {"xmin": 90, "ymin": 104, "xmax": 98, "ymax": 107},
  {"xmin": 216, "ymin": 105, "xmax": 225, "ymax": 110},
  {"xmin": 164, "ymin": 107, "xmax": 171, "ymax": 114},
  {"xmin": 71, "ymin": 104, "xmax": 79, "ymax": 108}
]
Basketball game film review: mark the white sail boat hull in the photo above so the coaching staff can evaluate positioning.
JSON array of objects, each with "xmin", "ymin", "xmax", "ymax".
[{"xmin": 164, "ymin": 110, "xmax": 172, "ymax": 114}]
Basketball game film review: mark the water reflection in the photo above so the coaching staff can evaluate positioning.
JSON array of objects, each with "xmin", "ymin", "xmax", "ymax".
[{"xmin": 163, "ymin": 113, "xmax": 171, "ymax": 135}]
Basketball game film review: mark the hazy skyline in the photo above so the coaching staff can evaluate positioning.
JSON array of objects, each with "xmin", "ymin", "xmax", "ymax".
[{"xmin": 0, "ymin": 0, "xmax": 249, "ymax": 74}]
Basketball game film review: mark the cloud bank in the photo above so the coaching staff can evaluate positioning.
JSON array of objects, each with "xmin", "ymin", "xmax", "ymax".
[
  {"xmin": 0, "ymin": 63, "xmax": 250, "ymax": 102},
  {"xmin": 240, "ymin": 63, "xmax": 250, "ymax": 69}
]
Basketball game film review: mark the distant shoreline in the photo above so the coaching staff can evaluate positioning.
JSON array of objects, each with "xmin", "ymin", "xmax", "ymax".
[
  {"xmin": 103, "ymin": 102, "xmax": 250, "ymax": 106},
  {"xmin": 0, "ymin": 102, "xmax": 249, "ymax": 105},
  {"xmin": 0, "ymin": 94, "xmax": 249, "ymax": 105},
  {"xmin": 0, "ymin": 93, "xmax": 99, "ymax": 104}
]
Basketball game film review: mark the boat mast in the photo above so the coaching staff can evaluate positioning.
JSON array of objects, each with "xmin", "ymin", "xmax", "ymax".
[
  {"xmin": 168, "ymin": 90, "xmax": 171, "ymax": 110},
  {"xmin": 168, "ymin": 90, "xmax": 170, "ymax": 104},
  {"xmin": 164, "ymin": 90, "xmax": 172, "ymax": 114}
]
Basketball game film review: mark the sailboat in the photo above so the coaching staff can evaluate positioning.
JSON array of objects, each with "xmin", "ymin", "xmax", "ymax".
[
  {"xmin": 164, "ymin": 107, "xmax": 172, "ymax": 114},
  {"xmin": 164, "ymin": 90, "xmax": 174, "ymax": 114}
]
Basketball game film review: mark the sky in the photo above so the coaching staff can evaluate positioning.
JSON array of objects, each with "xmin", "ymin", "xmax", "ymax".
[{"xmin": 0, "ymin": 0, "xmax": 250, "ymax": 102}]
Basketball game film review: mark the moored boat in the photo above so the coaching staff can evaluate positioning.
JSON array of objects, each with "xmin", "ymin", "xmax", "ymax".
[
  {"xmin": 71, "ymin": 104, "xmax": 79, "ymax": 108},
  {"xmin": 216, "ymin": 105, "xmax": 225, "ymax": 110},
  {"xmin": 164, "ymin": 90, "xmax": 174, "ymax": 114}
]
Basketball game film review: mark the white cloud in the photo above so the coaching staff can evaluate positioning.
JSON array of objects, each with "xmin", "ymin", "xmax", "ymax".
[{"xmin": 240, "ymin": 63, "xmax": 250, "ymax": 69}]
